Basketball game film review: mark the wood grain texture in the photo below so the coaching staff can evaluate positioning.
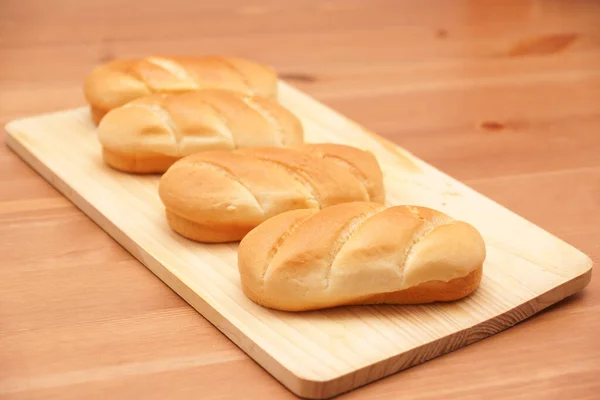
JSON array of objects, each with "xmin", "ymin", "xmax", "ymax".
[{"xmin": 1, "ymin": 0, "xmax": 599, "ymax": 399}]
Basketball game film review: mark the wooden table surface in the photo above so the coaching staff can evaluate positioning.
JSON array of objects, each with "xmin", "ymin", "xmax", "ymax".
[{"xmin": 1, "ymin": 1, "xmax": 599, "ymax": 399}]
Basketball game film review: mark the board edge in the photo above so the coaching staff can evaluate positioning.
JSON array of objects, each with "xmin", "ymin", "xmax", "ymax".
[{"xmin": 3, "ymin": 108, "xmax": 595, "ymax": 399}]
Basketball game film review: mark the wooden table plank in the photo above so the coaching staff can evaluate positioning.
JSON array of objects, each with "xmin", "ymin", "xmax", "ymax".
[{"xmin": 1, "ymin": 1, "xmax": 598, "ymax": 399}]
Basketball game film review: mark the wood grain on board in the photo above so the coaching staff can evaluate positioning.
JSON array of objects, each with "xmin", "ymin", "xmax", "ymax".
[
  {"xmin": 3, "ymin": 84, "xmax": 592, "ymax": 397},
  {"xmin": 1, "ymin": 0, "xmax": 599, "ymax": 399}
]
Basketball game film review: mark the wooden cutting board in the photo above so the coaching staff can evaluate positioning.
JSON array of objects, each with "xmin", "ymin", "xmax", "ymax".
[{"xmin": 4, "ymin": 82, "xmax": 593, "ymax": 399}]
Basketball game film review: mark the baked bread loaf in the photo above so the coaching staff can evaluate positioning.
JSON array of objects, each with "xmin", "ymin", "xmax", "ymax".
[
  {"xmin": 97, "ymin": 89, "xmax": 304, "ymax": 173},
  {"xmin": 158, "ymin": 144, "xmax": 385, "ymax": 243},
  {"xmin": 238, "ymin": 202, "xmax": 486, "ymax": 311},
  {"xmin": 84, "ymin": 56, "xmax": 277, "ymax": 124}
]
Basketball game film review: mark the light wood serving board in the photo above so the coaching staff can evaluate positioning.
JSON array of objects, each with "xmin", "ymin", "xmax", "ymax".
[{"xmin": 4, "ymin": 82, "xmax": 593, "ymax": 399}]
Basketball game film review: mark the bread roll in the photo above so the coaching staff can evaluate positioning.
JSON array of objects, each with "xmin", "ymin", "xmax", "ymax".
[
  {"xmin": 238, "ymin": 202, "xmax": 486, "ymax": 311},
  {"xmin": 158, "ymin": 144, "xmax": 385, "ymax": 243},
  {"xmin": 97, "ymin": 89, "xmax": 303, "ymax": 173},
  {"xmin": 84, "ymin": 56, "xmax": 277, "ymax": 124}
]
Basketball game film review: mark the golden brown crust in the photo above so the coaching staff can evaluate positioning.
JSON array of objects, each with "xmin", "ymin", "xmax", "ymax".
[
  {"xmin": 165, "ymin": 209, "xmax": 256, "ymax": 243},
  {"xmin": 301, "ymin": 143, "xmax": 385, "ymax": 203},
  {"xmin": 96, "ymin": 89, "xmax": 303, "ymax": 174},
  {"xmin": 101, "ymin": 148, "xmax": 180, "ymax": 174},
  {"xmin": 91, "ymin": 107, "xmax": 107, "ymax": 125},
  {"xmin": 237, "ymin": 202, "xmax": 486, "ymax": 312},
  {"xmin": 84, "ymin": 56, "xmax": 278, "ymax": 121},
  {"xmin": 158, "ymin": 145, "xmax": 385, "ymax": 243},
  {"xmin": 346, "ymin": 267, "xmax": 483, "ymax": 306}
]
